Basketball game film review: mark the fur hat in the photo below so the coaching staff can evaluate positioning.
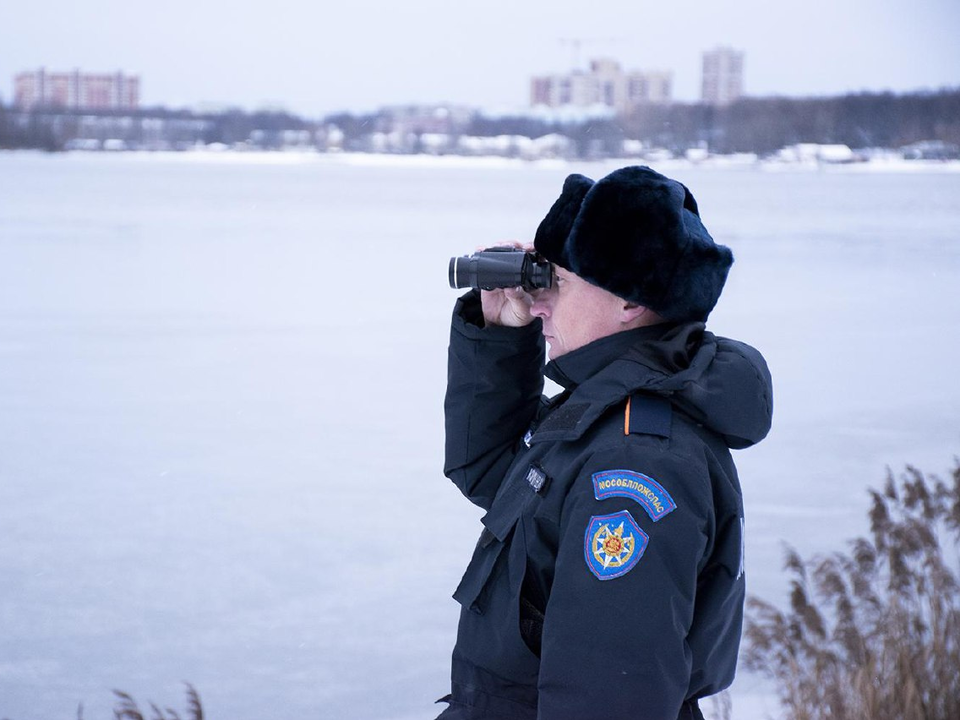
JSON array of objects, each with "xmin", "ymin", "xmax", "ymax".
[{"xmin": 533, "ymin": 166, "xmax": 733, "ymax": 322}]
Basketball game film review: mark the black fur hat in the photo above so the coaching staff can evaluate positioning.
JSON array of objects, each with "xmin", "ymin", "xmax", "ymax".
[{"xmin": 533, "ymin": 166, "xmax": 733, "ymax": 322}]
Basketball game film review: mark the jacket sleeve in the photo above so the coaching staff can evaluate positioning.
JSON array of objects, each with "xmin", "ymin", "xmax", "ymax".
[
  {"xmin": 443, "ymin": 291, "xmax": 545, "ymax": 510},
  {"xmin": 536, "ymin": 446, "xmax": 715, "ymax": 720}
]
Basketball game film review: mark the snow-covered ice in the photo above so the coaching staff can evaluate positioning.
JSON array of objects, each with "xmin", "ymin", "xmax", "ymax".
[{"xmin": 1, "ymin": 151, "xmax": 957, "ymax": 719}]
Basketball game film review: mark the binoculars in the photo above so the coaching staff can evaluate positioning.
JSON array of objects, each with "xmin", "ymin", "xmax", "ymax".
[{"xmin": 448, "ymin": 248, "xmax": 552, "ymax": 291}]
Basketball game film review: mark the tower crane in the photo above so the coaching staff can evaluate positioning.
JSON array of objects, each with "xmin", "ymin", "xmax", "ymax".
[{"xmin": 559, "ymin": 37, "xmax": 627, "ymax": 70}]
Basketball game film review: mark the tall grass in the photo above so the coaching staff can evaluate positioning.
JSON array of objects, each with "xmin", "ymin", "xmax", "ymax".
[
  {"xmin": 92, "ymin": 683, "xmax": 202, "ymax": 720},
  {"xmin": 744, "ymin": 459, "xmax": 960, "ymax": 720}
]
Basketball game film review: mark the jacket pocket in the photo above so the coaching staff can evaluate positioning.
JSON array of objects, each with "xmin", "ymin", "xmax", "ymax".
[
  {"xmin": 453, "ymin": 464, "xmax": 542, "ymax": 615},
  {"xmin": 453, "ymin": 531, "xmax": 507, "ymax": 614},
  {"xmin": 482, "ymin": 469, "xmax": 541, "ymax": 542}
]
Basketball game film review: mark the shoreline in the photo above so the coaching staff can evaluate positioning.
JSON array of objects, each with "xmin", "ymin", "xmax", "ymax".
[{"xmin": 3, "ymin": 146, "xmax": 960, "ymax": 173}]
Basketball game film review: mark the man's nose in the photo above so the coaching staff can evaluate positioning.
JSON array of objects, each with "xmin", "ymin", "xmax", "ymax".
[{"xmin": 530, "ymin": 291, "xmax": 551, "ymax": 318}]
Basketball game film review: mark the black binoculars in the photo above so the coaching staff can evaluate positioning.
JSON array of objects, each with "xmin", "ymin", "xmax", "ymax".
[{"xmin": 448, "ymin": 248, "xmax": 553, "ymax": 291}]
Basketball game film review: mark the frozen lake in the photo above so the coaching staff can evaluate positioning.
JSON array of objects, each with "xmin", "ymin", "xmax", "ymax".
[{"xmin": 1, "ymin": 151, "xmax": 958, "ymax": 719}]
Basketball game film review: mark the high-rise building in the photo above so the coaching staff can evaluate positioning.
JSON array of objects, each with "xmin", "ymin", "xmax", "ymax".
[
  {"xmin": 14, "ymin": 69, "xmax": 140, "ymax": 111},
  {"xmin": 701, "ymin": 48, "xmax": 744, "ymax": 106},
  {"xmin": 531, "ymin": 59, "xmax": 672, "ymax": 113}
]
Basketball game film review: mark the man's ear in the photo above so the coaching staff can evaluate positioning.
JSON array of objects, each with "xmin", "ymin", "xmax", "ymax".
[
  {"xmin": 621, "ymin": 301, "xmax": 661, "ymax": 326},
  {"xmin": 621, "ymin": 302, "xmax": 648, "ymax": 323}
]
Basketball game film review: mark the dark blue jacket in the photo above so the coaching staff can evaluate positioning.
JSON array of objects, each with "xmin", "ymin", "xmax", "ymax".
[{"xmin": 439, "ymin": 292, "xmax": 773, "ymax": 720}]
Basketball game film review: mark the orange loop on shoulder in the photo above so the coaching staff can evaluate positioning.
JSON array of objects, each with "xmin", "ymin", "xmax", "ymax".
[{"xmin": 624, "ymin": 395, "xmax": 632, "ymax": 436}]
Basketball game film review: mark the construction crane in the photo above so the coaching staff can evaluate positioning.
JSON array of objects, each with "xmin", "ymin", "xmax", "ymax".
[{"xmin": 559, "ymin": 37, "xmax": 627, "ymax": 70}]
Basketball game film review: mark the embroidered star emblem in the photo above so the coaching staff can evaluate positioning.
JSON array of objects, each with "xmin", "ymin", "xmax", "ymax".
[{"xmin": 592, "ymin": 521, "xmax": 636, "ymax": 569}]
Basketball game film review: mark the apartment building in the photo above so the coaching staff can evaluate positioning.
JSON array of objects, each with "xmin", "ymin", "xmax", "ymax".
[
  {"xmin": 701, "ymin": 48, "xmax": 744, "ymax": 106},
  {"xmin": 14, "ymin": 68, "xmax": 140, "ymax": 111},
  {"xmin": 531, "ymin": 59, "xmax": 672, "ymax": 113}
]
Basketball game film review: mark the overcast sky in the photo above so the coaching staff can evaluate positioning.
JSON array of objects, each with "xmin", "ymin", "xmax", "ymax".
[{"xmin": 3, "ymin": 0, "xmax": 958, "ymax": 117}]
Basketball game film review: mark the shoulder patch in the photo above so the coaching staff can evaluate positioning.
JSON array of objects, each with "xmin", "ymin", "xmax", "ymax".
[
  {"xmin": 592, "ymin": 469, "xmax": 676, "ymax": 522},
  {"xmin": 584, "ymin": 510, "xmax": 648, "ymax": 580}
]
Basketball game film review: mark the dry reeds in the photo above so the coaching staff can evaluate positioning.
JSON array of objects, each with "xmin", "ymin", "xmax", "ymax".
[
  {"xmin": 744, "ymin": 459, "xmax": 960, "ymax": 720},
  {"xmin": 109, "ymin": 683, "xmax": 203, "ymax": 720}
]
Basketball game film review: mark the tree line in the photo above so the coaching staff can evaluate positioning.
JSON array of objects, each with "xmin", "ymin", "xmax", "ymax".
[
  {"xmin": 1, "ymin": 88, "xmax": 957, "ymax": 156},
  {"xmin": 622, "ymin": 89, "xmax": 960, "ymax": 154},
  {"xmin": 328, "ymin": 88, "xmax": 960, "ymax": 158}
]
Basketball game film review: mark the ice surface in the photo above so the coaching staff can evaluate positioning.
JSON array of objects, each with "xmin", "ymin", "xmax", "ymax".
[{"xmin": 0, "ymin": 151, "xmax": 958, "ymax": 719}]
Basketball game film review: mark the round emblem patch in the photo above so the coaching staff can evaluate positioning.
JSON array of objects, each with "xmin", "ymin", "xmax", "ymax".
[{"xmin": 584, "ymin": 510, "xmax": 648, "ymax": 580}]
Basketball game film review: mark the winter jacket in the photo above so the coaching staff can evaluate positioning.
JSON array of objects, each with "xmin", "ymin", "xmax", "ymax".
[{"xmin": 438, "ymin": 291, "xmax": 773, "ymax": 720}]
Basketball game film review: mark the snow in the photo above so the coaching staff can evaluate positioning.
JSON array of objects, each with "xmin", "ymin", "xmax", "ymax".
[{"xmin": 0, "ymin": 151, "xmax": 958, "ymax": 720}]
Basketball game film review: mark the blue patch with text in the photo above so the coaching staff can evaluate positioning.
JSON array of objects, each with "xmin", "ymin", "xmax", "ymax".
[
  {"xmin": 592, "ymin": 469, "xmax": 676, "ymax": 522},
  {"xmin": 583, "ymin": 510, "xmax": 649, "ymax": 580}
]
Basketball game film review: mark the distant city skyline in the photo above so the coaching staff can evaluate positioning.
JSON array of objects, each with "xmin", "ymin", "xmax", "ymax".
[
  {"xmin": 2, "ymin": 0, "xmax": 958, "ymax": 118},
  {"xmin": 14, "ymin": 69, "xmax": 140, "ymax": 111},
  {"xmin": 531, "ymin": 58, "xmax": 674, "ymax": 113}
]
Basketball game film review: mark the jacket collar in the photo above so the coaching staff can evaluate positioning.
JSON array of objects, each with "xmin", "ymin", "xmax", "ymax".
[
  {"xmin": 543, "ymin": 324, "xmax": 673, "ymax": 390},
  {"xmin": 532, "ymin": 323, "xmax": 706, "ymax": 444}
]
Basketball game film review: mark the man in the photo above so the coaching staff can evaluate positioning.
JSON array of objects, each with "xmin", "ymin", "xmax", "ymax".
[{"xmin": 439, "ymin": 166, "xmax": 773, "ymax": 720}]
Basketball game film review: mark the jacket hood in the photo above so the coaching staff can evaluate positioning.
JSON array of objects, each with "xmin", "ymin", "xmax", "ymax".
[{"xmin": 542, "ymin": 323, "xmax": 773, "ymax": 450}]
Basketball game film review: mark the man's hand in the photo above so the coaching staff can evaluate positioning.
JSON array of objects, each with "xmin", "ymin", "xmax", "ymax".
[
  {"xmin": 478, "ymin": 242, "xmax": 539, "ymax": 327},
  {"xmin": 481, "ymin": 286, "xmax": 536, "ymax": 327}
]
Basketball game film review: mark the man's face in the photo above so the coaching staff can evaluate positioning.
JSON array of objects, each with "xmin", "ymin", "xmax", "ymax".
[{"xmin": 530, "ymin": 266, "xmax": 631, "ymax": 360}]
